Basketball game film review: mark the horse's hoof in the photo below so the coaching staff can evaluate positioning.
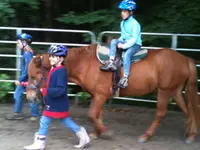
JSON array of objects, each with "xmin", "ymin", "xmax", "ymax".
[
  {"xmin": 185, "ymin": 138, "xmax": 195, "ymax": 144},
  {"xmin": 185, "ymin": 134, "xmax": 196, "ymax": 144},
  {"xmin": 138, "ymin": 135, "xmax": 151, "ymax": 143},
  {"xmin": 100, "ymin": 130, "xmax": 114, "ymax": 139},
  {"xmin": 89, "ymin": 133, "xmax": 99, "ymax": 140}
]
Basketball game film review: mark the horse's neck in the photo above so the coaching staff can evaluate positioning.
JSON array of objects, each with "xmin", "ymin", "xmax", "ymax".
[
  {"xmin": 66, "ymin": 45, "xmax": 97, "ymax": 84},
  {"xmin": 42, "ymin": 54, "xmax": 51, "ymax": 67}
]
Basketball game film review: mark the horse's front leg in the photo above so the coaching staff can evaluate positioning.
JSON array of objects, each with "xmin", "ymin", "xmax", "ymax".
[
  {"xmin": 89, "ymin": 112, "xmax": 104, "ymax": 140},
  {"xmin": 88, "ymin": 94, "xmax": 112, "ymax": 140}
]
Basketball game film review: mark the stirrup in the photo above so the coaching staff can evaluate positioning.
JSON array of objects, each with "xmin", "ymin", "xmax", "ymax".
[
  {"xmin": 100, "ymin": 66, "xmax": 117, "ymax": 72},
  {"xmin": 117, "ymin": 77, "xmax": 128, "ymax": 88},
  {"xmin": 100, "ymin": 62, "xmax": 117, "ymax": 72}
]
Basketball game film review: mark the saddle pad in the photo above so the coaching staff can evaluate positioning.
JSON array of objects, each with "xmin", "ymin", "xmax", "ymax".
[
  {"xmin": 96, "ymin": 44, "xmax": 148, "ymax": 64},
  {"xmin": 96, "ymin": 44, "xmax": 110, "ymax": 64}
]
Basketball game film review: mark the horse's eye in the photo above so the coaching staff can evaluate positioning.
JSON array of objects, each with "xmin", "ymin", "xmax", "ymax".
[{"xmin": 36, "ymin": 71, "xmax": 41, "ymax": 74}]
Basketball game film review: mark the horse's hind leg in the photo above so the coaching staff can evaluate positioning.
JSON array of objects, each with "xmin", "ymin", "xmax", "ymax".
[
  {"xmin": 174, "ymin": 88, "xmax": 198, "ymax": 144},
  {"xmin": 138, "ymin": 89, "xmax": 172, "ymax": 143},
  {"xmin": 173, "ymin": 89, "xmax": 188, "ymax": 116}
]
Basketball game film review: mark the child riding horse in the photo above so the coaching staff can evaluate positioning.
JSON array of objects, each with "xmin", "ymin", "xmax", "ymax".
[{"xmin": 100, "ymin": 0, "xmax": 142, "ymax": 89}]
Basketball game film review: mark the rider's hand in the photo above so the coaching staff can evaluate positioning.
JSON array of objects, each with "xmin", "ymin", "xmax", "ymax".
[
  {"xmin": 117, "ymin": 43, "xmax": 123, "ymax": 49},
  {"xmin": 15, "ymin": 80, "xmax": 20, "ymax": 86}
]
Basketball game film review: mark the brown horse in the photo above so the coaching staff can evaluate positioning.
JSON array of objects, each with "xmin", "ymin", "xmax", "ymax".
[{"xmin": 26, "ymin": 44, "xmax": 200, "ymax": 143}]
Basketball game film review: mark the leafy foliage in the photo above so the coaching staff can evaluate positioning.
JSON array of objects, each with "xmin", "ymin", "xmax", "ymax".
[
  {"xmin": 0, "ymin": 0, "xmax": 15, "ymax": 25},
  {"xmin": 0, "ymin": 0, "xmax": 39, "ymax": 25},
  {"xmin": 57, "ymin": 0, "xmax": 200, "ymax": 46},
  {"xmin": 76, "ymin": 92, "xmax": 90, "ymax": 101},
  {"xmin": 0, "ymin": 74, "xmax": 14, "ymax": 102},
  {"xmin": 140, "ymin": 0, "xmax": 200, "ymax": 33},
  {"xmin": 57, "ymin": 9, "xmax": 121, "ymax": 34}
]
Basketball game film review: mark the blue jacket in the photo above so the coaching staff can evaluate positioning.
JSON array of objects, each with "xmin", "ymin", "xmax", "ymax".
[
  {"xmin": 19, "ymin": 51, "xmax": 33, "ymax": 82},
  {"xmin": 118, "ymin": 16, "xmax": 142, "ymax": 49},
  {"xmin": 43, "ymin": 66, "xmax": 69, "ymax": 118}
]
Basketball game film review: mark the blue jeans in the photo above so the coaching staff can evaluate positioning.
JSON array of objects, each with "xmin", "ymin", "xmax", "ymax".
[
  {"xmin": 109, "ymin": 39, "xmax": 141, "ymax": 76},
  {"xmin": 38, "ymin": 115, "xmax": 81, "ymax": 135},
  {"xmin": 14, "ymin": 85, "xmax": 40, "ymax": 117}
]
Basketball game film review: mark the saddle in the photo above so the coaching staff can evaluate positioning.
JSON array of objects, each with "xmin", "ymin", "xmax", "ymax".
[{"xmin": 97, "ymin": 44, "xmax": 148, "ymax": 95}]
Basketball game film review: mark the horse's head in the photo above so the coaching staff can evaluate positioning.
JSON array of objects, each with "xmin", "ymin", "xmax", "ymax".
[
  {"xmin": 26, "ymin": 53, "xmax": 51, "ymax": 102},
  {"xmin": 26, "ymin": 44, "xmax": 97, "ymax": 102}
]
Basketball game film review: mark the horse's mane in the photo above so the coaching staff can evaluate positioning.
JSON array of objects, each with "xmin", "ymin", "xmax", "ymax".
[
  {"xmin": 29, "ymin": 44, "xmax": 97, "ymax": 77},
  {"xmin": 67, "ymin": 44, "xmax": 97, "ymax": 59},
  {"xmin": 30, "ymin": 54, "xmax": 51, "ymax": 69},
  {"xmin": 33, "ymin": 54, "xmax": 43, "ymax": 67}
]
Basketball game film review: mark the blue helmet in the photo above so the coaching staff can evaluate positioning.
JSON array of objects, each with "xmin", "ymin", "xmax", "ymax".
[
  {"xmin": 48, "ymin": 44, "xmax": 67, "ymax": 57},
  {"xmin": 118, "ymin": 0, "xmax": 136, "ymax": 11},
  {"xmin": 16, "ymin": 33, "xmax": 32, "ymax": 44}
]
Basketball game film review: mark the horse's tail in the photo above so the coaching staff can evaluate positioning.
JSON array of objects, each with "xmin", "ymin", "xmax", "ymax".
[{"xmin": 185, "ymin": 58, "xmax": 200, "ymax": 135}]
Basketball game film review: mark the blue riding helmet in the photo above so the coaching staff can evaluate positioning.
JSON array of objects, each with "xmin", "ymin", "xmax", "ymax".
[
  {"xmin": 16, "ymin": 33, "xmax": 32, "ymax": 44},
  {"xmin": 48, "ymin": 44, "xmax": 67, "ymax": 57},
  {"xmin": 118, "ymin": 0, "xmax": 136, "ymax": 11}
]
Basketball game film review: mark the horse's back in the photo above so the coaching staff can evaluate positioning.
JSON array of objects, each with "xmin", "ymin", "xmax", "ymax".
[
  {"xmin": 122, "ymin": 48, "xmax": 190, "ymax": 96},
  {"xmin": 147, "ymin": 48, "xmax": 190, "ymax": 89}
]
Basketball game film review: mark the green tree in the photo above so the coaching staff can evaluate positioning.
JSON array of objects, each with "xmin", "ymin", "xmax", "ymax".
[
  {"xmin": 0, "ymin": 74, "xmax": 14, "ymax": 103},
  {"xmin": 57, "ymin": 8, "xmax": 121, "ymax": 34},
  {"xmin": 141, "ymin": 0, "xmax": 200, "ymax": 33},
  {"xmin": 0, "ymin": 0, "xmax": 39, "ymax": 26},
  {"xmin": 0, "ymin": 0, "xmax": 15, "ymax": 25}
]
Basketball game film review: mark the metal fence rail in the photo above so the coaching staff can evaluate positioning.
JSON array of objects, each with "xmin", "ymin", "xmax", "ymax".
[
  {"xmin": 0, "ymin": 27, "xmax": 200, "ymax": 104},
  {"xmin": 0, "ymin": 27, "xmax": 96, "ymax": 79},
  {"xmin": 0, "ymin": 27, "xmax": 96, "ymax": 44},
  {"xmin": 97, "ymin": 31, "xmax": 200, "ymax": 51}
]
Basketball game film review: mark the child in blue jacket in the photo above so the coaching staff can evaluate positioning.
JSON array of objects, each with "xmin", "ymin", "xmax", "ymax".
[
  {"xmin": 5, "ymin": 33, "xmax": 40, "ymax": 120},
  {"xmin": 24, "ymin": 44, "xmax": 90, "ymax": 150},
  {"xmin": 100, "ymin": 0, "xmax": 142, "ymax": 88}
]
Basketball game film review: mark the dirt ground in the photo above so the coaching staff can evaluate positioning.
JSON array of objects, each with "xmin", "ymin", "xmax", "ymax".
[{"xmin": 0, "ymin": 103, "xmax": 200, "ymax": 150}]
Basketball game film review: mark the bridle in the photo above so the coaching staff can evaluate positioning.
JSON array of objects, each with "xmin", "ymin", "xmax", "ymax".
[{"xmin": 27, "ymin": 63, "xmax": 47, "ymax": 93}]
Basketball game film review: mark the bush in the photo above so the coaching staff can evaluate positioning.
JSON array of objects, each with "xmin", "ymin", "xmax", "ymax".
[
  {"xmin": 76, "ymin": 92, "xmax": 90, "ymax": 101},
  {"xmin": 0, "ymin": 74, "xmax": 14, "ymax": 103}
]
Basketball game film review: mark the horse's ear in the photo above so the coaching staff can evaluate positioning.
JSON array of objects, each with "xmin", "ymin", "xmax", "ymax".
[
  {"xmin": 42, "ymin": 54, "xmax": 51, "ymax": 69},
  {"xmin": 33, "ymin": 54, "xmax": 42, "ymax": 66}
]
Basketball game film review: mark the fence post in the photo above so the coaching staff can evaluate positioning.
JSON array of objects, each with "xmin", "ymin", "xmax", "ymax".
[
  {"xmin": 16, "ymin": 28, "xmax": 22, "ymax": 80},
  {"xmin": 88, "ymin": 31, "xmax": 96, "ymax": 44},
  {"xmin": 171, "ymin": 34, "xmax": 178, "ymax": 49},
  {"xmin": 74, "ymin": 93, "xmax": 80, "ymax": 106},
  {"xmin": 108, "ymin": 97, "xmax": 113, "ymax": 105}
]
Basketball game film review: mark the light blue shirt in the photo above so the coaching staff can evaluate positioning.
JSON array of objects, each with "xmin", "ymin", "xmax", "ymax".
[{"xmin": 118, "ymin": 16, "xmax": 142, "ymax": 49}]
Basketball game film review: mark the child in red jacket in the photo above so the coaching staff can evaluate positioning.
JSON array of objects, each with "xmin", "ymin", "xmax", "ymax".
[{"xmin": 24, "ymin": 44, "xmax": 90, "ymax": 150}]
